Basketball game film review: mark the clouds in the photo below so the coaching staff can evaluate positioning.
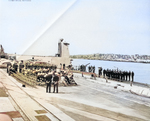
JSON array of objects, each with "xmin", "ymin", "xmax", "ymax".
[{"xmin": 0, "ymin": 0, "xmax": 150, "ymax": 55}]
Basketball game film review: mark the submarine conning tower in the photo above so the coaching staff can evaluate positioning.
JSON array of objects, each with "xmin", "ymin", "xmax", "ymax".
[{"xmin": 56, "ymin": 38, "xmax": 70, "ymax": 58}]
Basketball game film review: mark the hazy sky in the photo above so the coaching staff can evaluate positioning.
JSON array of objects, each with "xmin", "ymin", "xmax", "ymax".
[{"xmin": 0, "ymin": 0, "xmax": 150, "ymax": 56}]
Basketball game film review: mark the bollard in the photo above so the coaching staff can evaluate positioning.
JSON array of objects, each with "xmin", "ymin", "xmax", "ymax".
[
  {"xmin": 22, "ymin": 84, "xmax": 26, "ymax": 87},
  {"xmin": 130, "ymin": 80, "xmax": 133, "ymax": 86},
  {"xmin": 82, "ymin": 72, "xmax": 84, "ymax": 77}
]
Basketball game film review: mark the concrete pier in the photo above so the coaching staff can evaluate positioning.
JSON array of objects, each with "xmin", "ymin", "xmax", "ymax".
[{"xmin": 0, "ymin": 69, "xmax": 150, "ymax": 121}]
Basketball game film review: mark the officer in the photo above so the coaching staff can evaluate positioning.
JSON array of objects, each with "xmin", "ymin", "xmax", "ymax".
[
  {"xmin": 45, "ymin": 72, "xmax": 53, "ymax": 93},
  {"xmin": 53, "ymin": 73, "xmax": 59, "ymax": 93}
]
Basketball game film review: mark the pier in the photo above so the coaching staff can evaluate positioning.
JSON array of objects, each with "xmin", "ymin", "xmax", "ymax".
[{"xmin": 0, "ymin": 69, "xmax": 150, "ymax": 121}]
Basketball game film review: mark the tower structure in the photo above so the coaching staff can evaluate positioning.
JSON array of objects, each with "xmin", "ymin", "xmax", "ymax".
[
  {"xmin": 57, "ymin": 39, "xmax": 70, "ymax": 58},
  {"xmin": 0, "ymin": 45, "xmax": 4, "ymax": 55},
  {"xmin": 0, "ymin": 45, "xmax": 8, "ymax": 59}
]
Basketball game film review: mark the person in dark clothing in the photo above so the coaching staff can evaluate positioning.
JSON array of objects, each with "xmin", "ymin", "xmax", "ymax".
[
  {"xmin": 130, "ymin": 71, "xmax": 134, "ymax": 86},
  {"xmin": 63, "ymin": 64, "xmax": 65, "ymax": 70},
  {"xmin": 121, "ymin": 71, "xmax": 123, "ymax": 81},
  {"xmin": 9, "ymin": 66, "xmax": 16, "ymax": 75},
  {"xmin": 64, "ymin": 74, "xmax": 71, "ymax": 84},
  {"xmin": 131, "ymin": 71, "xmax": 134, "ymax": 82},
  {"xmin": 53, "ymin": 73, "xmax": 59, "ymax": 93},
  {"xmin": 98, "ymin": 67, "xmax": 102, "ymax": 78},
  {"xmin": 12, "ymin": 62, "xmax": 18, "ymax": 72},
  {"xmin": 88, "ymin": 66, "xmax": 91, "ymax": 72},
  {"xmin": 7, "ymin": 63, "xmax": 11, "ymax": 73},
  {"xmin": 129, "ymin": 71, "xmax": 131, "ymax": 81},
  {"xmin": 45, "ymin": 73, "xmax": 52, "ymax": 93},
  {"xmin": 103, "ymin": 69, "xmax": 106, "ymax": 78},
  {"xmin": 19, "ymin": 61, "xmax": 24, "ymax": 73},
  {"xmin": 93, "ymin": 66, "xmax": 95, "ymax": 73}
]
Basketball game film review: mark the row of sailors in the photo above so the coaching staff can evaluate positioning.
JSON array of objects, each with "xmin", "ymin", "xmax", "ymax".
[
  {"xmin": 25, "ymin": 64, "xmax": 57, "ymax": 70},
  {"xmin": 7, "ymin": 63, "xmax": 77, "ymax": 87},
  {"xmin": 7, "ymin": 63, "xmax": 76, "ymax": 86},
  {"xmin": 7, "ymin": 61, "xmax": 56, "ymax": 75},
  {"xmin": 103, "ymin": 69, "xmax": 134, "ymax": 81},
  {"xmin": 22, "ymin": 68, "xmax": 50, "ymax": 76},
  {"xmin": 7, "ymin": 60, "xmax": 58, "ymax": 74},
  {"xmin": 7, "ymin": 61, "xmax": 25, "ymax": 73},
  {"xmin": 88, "ymin": 66, "xmax": 95, "ymax": 73}
]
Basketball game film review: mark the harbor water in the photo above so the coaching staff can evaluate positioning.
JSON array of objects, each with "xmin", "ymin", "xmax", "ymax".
[{"xmin": 72, "ymin": 59, "xmax": 150, "ymax": 84}]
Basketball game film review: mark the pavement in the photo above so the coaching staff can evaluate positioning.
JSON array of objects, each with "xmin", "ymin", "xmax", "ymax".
[
  {"xmin": 79, "ymin": 73, "xmax": 150, "ymax": 98},
  {"xmin": 0, "ymin": 69, "xmax": 150, "ymax": 121}
]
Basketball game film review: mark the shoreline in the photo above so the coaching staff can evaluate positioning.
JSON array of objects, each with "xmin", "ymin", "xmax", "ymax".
[
  {"xmin": 71, "ymin": 58, "xmax": 150, "ymax": 64},
  {"xmin": 71, "ymin": 58, "xmax": 150, "ymax": 85}
]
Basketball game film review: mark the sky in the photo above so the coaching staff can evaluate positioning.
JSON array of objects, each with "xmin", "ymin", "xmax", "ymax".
[{"xmin": 0, "ymin": 0, "xmax": 150, "ymax": 56}]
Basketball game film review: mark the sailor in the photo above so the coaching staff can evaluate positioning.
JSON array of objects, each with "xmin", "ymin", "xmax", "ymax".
[
  {"xmin": 131, "ymin": 71, "xmax": 134, "ymax": 82},
  {"xmin": 93, "ymin": 66, "xmax": 95, "ymax": 73},
  {"xmin": 88, "ymin": 66, "xmax": 90, "ymax": 72},
  {"xmin": 45, "ymin": 72, "xmax": 53, "ymax": 93},
  {"xmin": 62, "ymin": 76, "xmax": 67, "ymax": 86},
  {"xmin": 12, "ymin": 61, "xmax": 18, "ymax": 73},
  {"xmin": 19, "ymin": 60, "xmax": 24, "ymax": 73},
  {"xmin": 64, "ymin": 74, "xmax": 71, "ymax": 85},
  {"xmin": 130, "ymin": 71, "xmax": 134, "ymax": 86},
  {"xmin": 7, "ymin": 63, "xmax": 11, "ymax": 73},
  {"xmin": 53, "ymin": 73, "xmax": 59, "ymax": 93},
  {"xmin": 129, "ymin": 71, "xmax": 131, "ymax": 81},
  {"xmin": 7, "ymin": 64, "xmax": 11, "ymax": 75},
  {"xmin": 103, "ymin": 69, "xmax": 106, "ymax": 78},
  {"xmin": 9, "ymin": 66, "xmax": 15, "ymax": 75},
  {"xmin": 98, "ymin": 67, "xmax": 102, "ymax": 77},
  {"xmin": 63, "ymin": 64, "xmax": 65, "ymax": 70}
]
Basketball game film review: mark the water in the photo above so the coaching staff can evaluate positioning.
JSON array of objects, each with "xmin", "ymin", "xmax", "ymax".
[{"xmin": 72, "ymin": 59, "xmax": 150, "ymax": 84}]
